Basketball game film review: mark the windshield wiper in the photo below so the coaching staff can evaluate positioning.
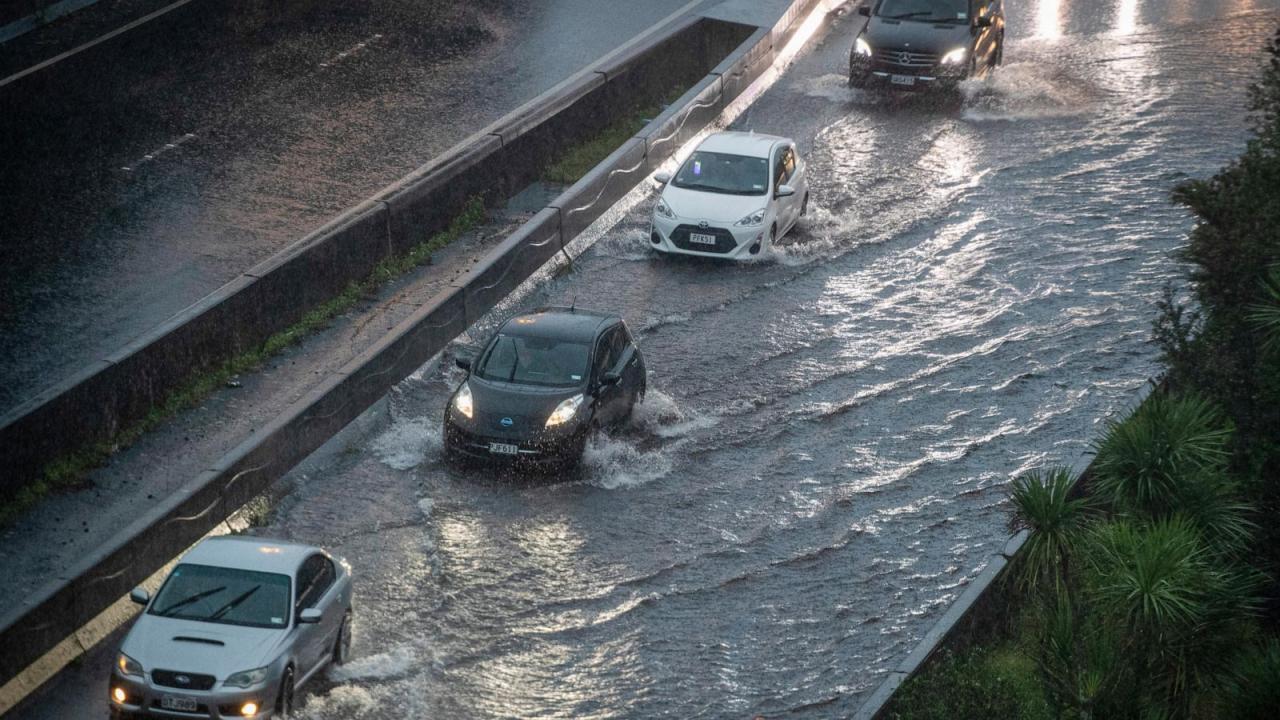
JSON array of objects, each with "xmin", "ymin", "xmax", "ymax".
[
  {"xmin": 885, "ymin": 11, "xmax": 934, "ymax": 19},
  {"xmin": 209, "ymin": 585, "xmax": 260, "ymax": 621},
  {"xmin": 157, "ymin": 586, "xmax": 226, "ymax": 617}
]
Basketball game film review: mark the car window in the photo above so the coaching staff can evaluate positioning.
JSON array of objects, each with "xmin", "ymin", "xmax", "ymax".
[
  {"xmin": 296, "ymin": 555, "xmax": 336, "ymax": 611},
  {"xmin": 149, "ymin": 563, "xmax": 291, "ymax": 629},
  {"xmin": 673, "ymin": 150, "xmax": 769, "ymax": 196},
  {"xmin": 476, "ymin": 334, "xmax": 590, "ymax": 388},
  {"xmin": 593, "ymin": 328, "xmax": 625, "ymax": 379}
]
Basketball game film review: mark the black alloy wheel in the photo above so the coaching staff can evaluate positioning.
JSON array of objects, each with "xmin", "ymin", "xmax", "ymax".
[{"xmin": 275, "ymin": 666, "xmax": 295, "ymax": 719}]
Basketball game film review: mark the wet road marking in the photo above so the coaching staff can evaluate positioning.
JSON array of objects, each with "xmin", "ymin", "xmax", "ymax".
[
  {"xmin": 120, "ymin": 132, "xmax": 196, "ymax": 172},
  {"xmin": 0, "ymin": 0, "xmax": 197, "ymax": 90},
  {"xmin": 320, "ymin": 34, "xmax": 384, "ymax": 68}
]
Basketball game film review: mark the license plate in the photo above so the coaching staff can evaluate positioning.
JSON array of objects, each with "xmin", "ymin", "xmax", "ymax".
[
  {"xmin": 161, "ymin": 695, "xmax": 198, "ymax": 712},
  {"xmin": 890, "ymin": 74, "xmax": 916, "ymax": 86},
  {"xmin": 688, "ymin": 232, "xmax": 717, "ymax": 246},
  {"xmin": 489, "ymin": 442, "xmax": 519, "ymax": 456}
]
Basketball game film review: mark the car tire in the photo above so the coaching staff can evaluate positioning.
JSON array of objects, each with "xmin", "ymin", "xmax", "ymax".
[
  {"xmin": 275, "ymin": 666, "xmax": 295, "ymax": 719},
  {"xmin": 333, "ymin": 611, "xmax": 353, "ymax": 665},
  {"xmin": 994, "ymin": 33, "xmax": 1004, "ymax": 67},
  {"xmin": 769, "ymin": 224, "xmax": 777, "ymax": 249},
  {"xmin": 801, "ymin": 193, "xmax": 810, "ymax": 218}
]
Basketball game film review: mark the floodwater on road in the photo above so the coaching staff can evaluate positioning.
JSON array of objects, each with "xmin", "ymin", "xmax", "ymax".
[{"xmin": 21, "ymin": 0, "xmax": 1280, "ymax": 717}]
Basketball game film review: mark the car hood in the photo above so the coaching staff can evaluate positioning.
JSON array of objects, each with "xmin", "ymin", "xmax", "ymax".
[
  {"xmin": 466, "ymin": 377, "xmax": 587, "ymax": 434},
  {"xmin": 661, "ymin": 184, "xmax": 771, "ymax": 224},
  {"xmin": 864, "ymin": 17, "xmax": 971, "ymax": 55},
  {"xmin": 122, "ymin": 615, "xmax": 287, "ymax": 679}
]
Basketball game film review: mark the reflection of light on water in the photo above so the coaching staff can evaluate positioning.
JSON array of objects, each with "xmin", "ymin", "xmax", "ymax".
[
  {"xmin": 1115, "ymin": 0, "xmax": 1138, "ymax": 35},
  {"xmin": 1036, "ymin": 0, "xmax": 1062, "ymax": 39}
]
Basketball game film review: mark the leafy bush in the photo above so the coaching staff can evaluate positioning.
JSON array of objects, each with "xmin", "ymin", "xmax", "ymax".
[
  {"xmin": 1217, "ymin": 639, "xmax": 1280, "ymax": 718},
  {"xmin": 1008, "ymin": 467, "xmax": 1094, "ymax": 593},
  {"xmin": 889, "ymin": 645, "xmax": 1052, "ymax": 720}
]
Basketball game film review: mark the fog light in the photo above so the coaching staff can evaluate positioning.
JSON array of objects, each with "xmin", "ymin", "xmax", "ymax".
[
  {"xmin": 650, "ymin": 230, "xmax": 662, "ymax": 245},
  {"xmin": 240, "ymin": 701, "xmax": 259, "ymax": 716},
  {"xmin": 112, "ymin": 687, "xmax": 127, "ymax": 704}
]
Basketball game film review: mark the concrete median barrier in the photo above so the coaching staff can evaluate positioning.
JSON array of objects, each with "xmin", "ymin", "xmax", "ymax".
[{"xmin": 458, "ymin": 208, "xmax": 563, "ymax": 326}]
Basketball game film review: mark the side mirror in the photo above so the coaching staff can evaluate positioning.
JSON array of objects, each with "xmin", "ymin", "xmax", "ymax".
[
  {"xmin": 297, "ymin": 608, "xmax": 323, "ymax": 625},
  {"xmin": 455, "ymin": 356, "xmax": 472, "ymax": 371},
  {"xmin": 975, "ymin": 16, "xmax": 993, "ymax": 28},
  {"xmin": 653, "ymin": 171, "xmax": 672, "ymax": 185},
  {"xmin": 129, "ymin": 588, "xmax": 150, "ymax": 606},
  {"xmin": 857, "ymin": 6, "xmax": 870, "ymax": 17},
  {"xmin": 775, "ymin": 184, "xmax": 796, "ymax": 198},
  {"xmin": 599, "ymin": 372, "xmax": 622, "ymax": 390}
]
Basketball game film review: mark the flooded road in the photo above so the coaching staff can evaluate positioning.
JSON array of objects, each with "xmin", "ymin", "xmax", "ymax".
[
  {"xmin": 20, "ymin": 0, "xmax": 1280, "ymax": 717},
  {"xmin": 0, "ymin": 0, "xmax": 694, "ymax": 416}
]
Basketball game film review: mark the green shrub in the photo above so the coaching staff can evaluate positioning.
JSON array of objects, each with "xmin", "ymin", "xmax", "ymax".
[
  {"xmin": 888, "ymin": 645, "xmax": 1052, "ymax": 720},
  {"xmin": 1217, "ymin": 639, "xmax": 1280, "ymax": 719},
  {"xmin": 1008, "ymin": 467, "xmax": 1094, "ymax": 593}
]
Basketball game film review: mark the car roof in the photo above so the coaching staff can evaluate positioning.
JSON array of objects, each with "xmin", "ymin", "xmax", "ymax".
[
  {"xmin": 696, "ymin": 131, "xmax": 790, "ymax": 159},
  {"xmin": 499, "ymin": 307, "xmax": 619, "ymax": 342},
  {"xmin": 180, "ymin": 536, "xmax": 322, "ymax": 577}
]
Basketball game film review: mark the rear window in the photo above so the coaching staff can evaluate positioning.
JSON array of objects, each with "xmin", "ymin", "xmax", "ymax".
[{"xmin": 476, "ymin": 334, "xmax": 590, "ymax": 388}]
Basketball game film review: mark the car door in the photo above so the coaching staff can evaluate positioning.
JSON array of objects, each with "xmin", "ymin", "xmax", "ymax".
[
  {"xmin": 618, "ymin": 324, "xmax": 645, "ymax": 404},
  {"xmin": 971, "ymin": 0, "xmax": 998, "ymax": 66},
  {"xmin": 591, "ymin": 327, "xmax": 626, "ymax": 425},
  {"xmin": 772, "ymin": 144, "xmax": 801, "ymax": 232},
  {"xmin": 293, "ymin": 555, "xmax": 336, "ymax": 678}
]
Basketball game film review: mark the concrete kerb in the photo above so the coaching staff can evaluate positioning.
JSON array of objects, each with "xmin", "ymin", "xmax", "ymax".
[
  {"xmin": 551, "ymin": 139, "xmax": 650, "ymax": 242},
  {"xmin": 711, "ymin": 26, "xmax": 775, "ymax": 102},
  {"xmin": 0, "ymin": 0, "xmax": 830, "ymax": 704}
]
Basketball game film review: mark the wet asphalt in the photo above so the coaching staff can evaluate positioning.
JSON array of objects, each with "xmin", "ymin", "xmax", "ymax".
[
  {"xmin": 15, "ymin": 0, "xmax": 1280, "ymax": 718},
  {"xmin": 0, "ymin": 0, "xmax": 694, "ymax": 417}
]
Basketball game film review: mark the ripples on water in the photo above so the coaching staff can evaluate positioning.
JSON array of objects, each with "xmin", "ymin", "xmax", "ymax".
[{"xmin": 278, "ymin": 5, "xmax": 1280, "ymax": 718}]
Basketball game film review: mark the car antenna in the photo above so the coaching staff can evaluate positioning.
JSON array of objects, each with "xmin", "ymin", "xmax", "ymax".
[{"xmin": 570, "ymin": 295, "xmax": 577, "ymax": 312}]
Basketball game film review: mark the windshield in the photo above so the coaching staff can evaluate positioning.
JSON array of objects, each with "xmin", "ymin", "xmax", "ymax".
[
  {"xmin": 875, "ymin": 0, "xmax": 969, "ymax": 23},
  {"xmin": 149, "ymin": 564, "xmax": 291, "ymax": 629},
  {"xmin": 476, "ymin": 334, "xmax": 589, "ymax": 388},
  {"xmin": 672, "ymin": 151, "xmax": 769, "ymax": 196}
]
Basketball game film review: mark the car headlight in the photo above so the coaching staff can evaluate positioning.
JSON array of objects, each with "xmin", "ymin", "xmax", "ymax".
[
  {"xmin": 117, "ymin": 653, "xmax": 144, "ymax": 678},
  {"xmin": 453, "ymin": 382, "xmax": 473, "ymax": 420},
  {"xmin": 940, "ymin": 47, "xmax": 967, "ymax": 65},
  {"xmin": 734, "ymin": 208, "xmax": 767, "ymax": 227},
  {"xmin": 223, "ymin": 666, "xmax": 269, "ymax": 689},
  {"xmin": 545, "ymin": 394, "xmax": 585, "ymax": 428},
  {"xmin": 855, "ymin": 37, "xmax": 872, "ymax": 57},
  {"xmin": 655, "ymin": 197, "xmax": 676, "ymax": 219}
]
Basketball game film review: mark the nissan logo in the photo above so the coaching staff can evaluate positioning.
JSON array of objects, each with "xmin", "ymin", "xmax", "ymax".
[
  {"xmin": 500, "ymin": 417, "xmax": 514, "ymax": 427},
  {"xmin": 175, "ymin": 675, "xmax": 191, "ymax": 685}
]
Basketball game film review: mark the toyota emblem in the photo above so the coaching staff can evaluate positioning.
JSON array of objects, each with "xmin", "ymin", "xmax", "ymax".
[
  {"xmin": 175, "ymin": 675, "xmax": 191, "ymax": 685},
  {"xmin": 698, "ymin": 221, "xmax": 710, "ymax": 229}
]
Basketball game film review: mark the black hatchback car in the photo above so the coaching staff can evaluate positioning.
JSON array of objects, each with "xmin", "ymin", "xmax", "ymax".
[
  {"xmin": 443, "ymin": 307, "xmax": 646, "ymax": 468},
  {"xmin": 849, "ymin": 0, "xmax": 1004, "ymax": 90}
]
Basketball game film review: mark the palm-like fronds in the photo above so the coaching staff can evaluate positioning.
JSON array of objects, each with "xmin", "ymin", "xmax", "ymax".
[
  {"xmin": 1245, "ymin": 267, "xmax": 1280, "ymax": 353},
  {"xmin": 1218, "ymin": 639, "xmax": 1280, "ymax": 719},
  {"xmin": 1087, "ymin": 518, "xmax": 1210, "ymax": 632},
  {"xmin": 1008, "ymin": 467, "xmax": 1094, "ymax": 592},
  {"xmin": 1091, "ymin": 393, "xmax": 1232, "ymax": 516}
]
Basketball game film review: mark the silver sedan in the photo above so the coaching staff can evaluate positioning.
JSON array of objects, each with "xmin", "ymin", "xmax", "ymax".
[{"xmin": 110, "ymin": 536, "xmax": 354, "ymax": 719}]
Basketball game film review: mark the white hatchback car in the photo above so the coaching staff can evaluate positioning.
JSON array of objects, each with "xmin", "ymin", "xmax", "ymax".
[{"xmin": 649, "ymin": 131, "xmax": 809, "ymax": 259}]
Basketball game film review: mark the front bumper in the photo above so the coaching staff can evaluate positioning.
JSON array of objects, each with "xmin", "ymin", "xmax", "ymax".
[
  {"xmin": 443, "ymin": 413, "xmax": 586, "ymax": 466},
  {"xmin": 110, "ymin": 670, "xmax": 272, "ymax": 719},
  {"xmin": 849, "ymin": 57, "xmax": 966, "ymax": 90},
  {"xmin": 649, "ymin": 213, "xmax": 766, "ymax": 260}
]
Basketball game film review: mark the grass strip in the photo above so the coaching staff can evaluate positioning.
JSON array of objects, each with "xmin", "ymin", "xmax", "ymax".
[
  {"xmin": 1, "ymin": 196, "xmax": 487, "ymax": 527},
  {"xmin": 542, "ymin": 83, "xmax": 688, "ymax": 185}
]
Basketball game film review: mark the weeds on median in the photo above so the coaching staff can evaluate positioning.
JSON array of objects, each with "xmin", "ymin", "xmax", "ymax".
[{"xmin": 0, "ymin": 196, "xmax": 487, "ymax": 528}]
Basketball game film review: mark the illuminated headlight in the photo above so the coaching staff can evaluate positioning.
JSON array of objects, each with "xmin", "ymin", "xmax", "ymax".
[
  {"xmin": 112, "ymin": 687, "xmax": 128, "ymax": 704},
  {"xmin": 655, "ymin": 197, "xmax": 676, "ymax": 219},
  {"xmin": 734, "ymin": 208, "xmax": 767, "ymax": 227},
  {"xmin": 223, "ymin": 666, "xmax": 269, "ymax": 689},
  {"xmin": 116, "ymin": 652, "xmax": 143, "ymax": 678},
  {"xmin": 453, "ymin": 382, "xmax": 474, "ymax": 420},
  {"xmin": 545, "ymin": 394, "xmax": 585, "ymax": 428},
  {"xmin": 855, "ymin": 37, "xmax": 872, "ymax": 57},
  {"xmin": 240, "ymin": 701, "xmax": 260, "ymax": 717},
  {"xmin": 940, "ymin": 47, "xmax": 968, "ymax": 65}
]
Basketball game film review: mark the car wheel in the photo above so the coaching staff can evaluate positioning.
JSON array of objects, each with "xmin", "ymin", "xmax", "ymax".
[
  {"xmin": 333, "ymin": 611, "xmax": 353, "ymax": 665},
  {"xmin": 993, "ymin": 33, "xmax": 1004, "ymax": 67},
  {"xmin": 769, "ymin": 224, "xmax": 777, "ymax": 248},
  {"xmin": 801, "ymin": 193, "xmax": 810, "ymax": 217},
  {"xmin": 275, "ymin": 666, "xmax": 295, "ymax": 719}
]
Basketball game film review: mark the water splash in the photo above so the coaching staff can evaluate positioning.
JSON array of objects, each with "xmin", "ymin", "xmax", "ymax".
[
  {"xmin": 371, "ymin": 416, "xmax": 440, "ymax": 470},
  {"xmin": 960, "ymin": 62, "xmax": 1098, "ymax": 122}
]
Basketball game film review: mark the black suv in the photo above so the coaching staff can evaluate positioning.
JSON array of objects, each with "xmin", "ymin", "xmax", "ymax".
[
  {"xmin": 849, "ymin": 0, "xmax": 1004, "ymax": 90},
  {"xmin": 443, "ymin": 307, "xmax": 646, "ymax": 469}
]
